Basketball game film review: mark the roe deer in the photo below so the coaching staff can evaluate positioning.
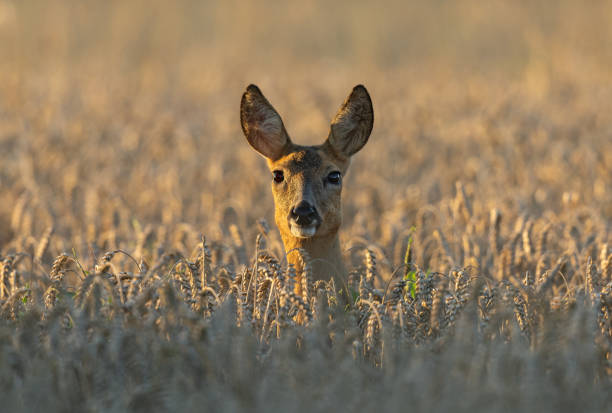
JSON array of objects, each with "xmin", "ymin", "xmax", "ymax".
[{"xmin": 240, "ymin": 84, "xmax": 373, "ymax": 293}]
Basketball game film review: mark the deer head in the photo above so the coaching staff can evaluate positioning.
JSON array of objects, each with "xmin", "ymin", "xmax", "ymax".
[{"xmin": 240, "ymin": 84, "xmax": 373, "ymax": 282}]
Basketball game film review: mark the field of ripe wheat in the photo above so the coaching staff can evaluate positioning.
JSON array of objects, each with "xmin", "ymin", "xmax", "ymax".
[{"xmin": 1, "ymin": 1, "xmax": 611, "ymax": 411}]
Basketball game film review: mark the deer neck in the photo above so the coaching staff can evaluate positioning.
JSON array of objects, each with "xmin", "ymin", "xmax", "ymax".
[{"xmin": 280, "ymin": 231, "xmax": 346, "ymax": 285}]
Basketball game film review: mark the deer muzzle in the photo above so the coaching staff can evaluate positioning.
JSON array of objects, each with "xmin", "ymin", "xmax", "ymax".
[{"xmin": 288, "ymin": 201, "xmax": 321, "ymax": 238}]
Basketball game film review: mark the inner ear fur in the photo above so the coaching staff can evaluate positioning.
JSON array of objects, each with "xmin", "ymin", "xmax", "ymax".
[
  {"xmin": 240, "ymin": 84, "xmax": 291, "ymax": 160},
  {"xmin": 326, "ymin": 85, "xmax": 373, "ymax": 158}
]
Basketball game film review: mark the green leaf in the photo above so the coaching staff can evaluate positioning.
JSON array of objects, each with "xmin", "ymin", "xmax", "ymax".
[
  {"xmin": 404, "ymin": 270, "xmax": 417, "ymax": 299},
  {"xmin": 132, "ymin": 218, "xmax": 142, "ymax": 233},
  {"xmin": 351, "ymin": 289, "xmax": 359, "ymax": 304}
]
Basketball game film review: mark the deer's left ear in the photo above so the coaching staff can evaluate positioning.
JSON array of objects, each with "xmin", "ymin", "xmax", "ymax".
[{"xmin": 325, "ymin": 85, "xmax": 373, "ymax": 158}]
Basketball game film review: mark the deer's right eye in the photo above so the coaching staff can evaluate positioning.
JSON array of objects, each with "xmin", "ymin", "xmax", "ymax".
[{"xmin": 273, "ymin": 170, "xmax": 284, "ymax": 183}]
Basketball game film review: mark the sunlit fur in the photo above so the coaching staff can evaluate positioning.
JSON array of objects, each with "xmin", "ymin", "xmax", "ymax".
[{"xmin": 267, "ymin": 145, "xmax": 350, "ymax": 284}]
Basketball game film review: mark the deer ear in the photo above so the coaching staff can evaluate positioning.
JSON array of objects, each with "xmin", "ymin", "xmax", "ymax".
[
  {"xmin": 240, "ymin": 84, "xmax": 291, "ymax": 161},
  {"xmin": 326, "ymin": 85, "xmax": 373, "ymax": 158}
]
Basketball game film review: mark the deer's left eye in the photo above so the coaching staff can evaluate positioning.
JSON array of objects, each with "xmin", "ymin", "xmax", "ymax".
[{"xmin": 327, "ymin": 171, "xmax": 341, "ymax": 185}]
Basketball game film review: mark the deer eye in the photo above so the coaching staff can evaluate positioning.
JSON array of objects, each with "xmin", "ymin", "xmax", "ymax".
[
  {"xmin": 327, "ymin": 171, "xmax": 341, "ymax": 185},
  {"xmin": 273, "ymin": 170, "xmax": 284, "ymax": 183}
]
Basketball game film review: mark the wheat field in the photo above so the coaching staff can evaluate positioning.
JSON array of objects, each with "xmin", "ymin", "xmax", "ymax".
[{"xmin": 0, "ymin": 1, "xmax": 611, "ymax": 411}]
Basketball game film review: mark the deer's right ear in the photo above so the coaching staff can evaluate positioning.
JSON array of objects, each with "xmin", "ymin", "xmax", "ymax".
[{"xmin": 240, "ymin": 85, "xmax": 291, "ymax": 161}]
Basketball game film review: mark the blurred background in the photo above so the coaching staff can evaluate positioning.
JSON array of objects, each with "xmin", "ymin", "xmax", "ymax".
[
  {"xmin": 2, "ymin": 1, "xmax": 611, "ymax": 87},
  {"xmin": 2, "ymin": 1, "xmax": 612, "ymax": 79},
  {"xmin": 0, "ymin": 0, "xmax": 610, "ymax": 264}
]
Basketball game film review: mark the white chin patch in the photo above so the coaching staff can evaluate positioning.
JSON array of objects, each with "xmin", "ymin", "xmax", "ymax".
[{"xmin": 290, "ymin": 224, "xmax": 317, "ymax": 238}]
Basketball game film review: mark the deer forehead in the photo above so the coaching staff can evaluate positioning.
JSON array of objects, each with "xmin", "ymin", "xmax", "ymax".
[{"xmin": 268, "ymin": 147, "xmax": 347, "ymax": 175}]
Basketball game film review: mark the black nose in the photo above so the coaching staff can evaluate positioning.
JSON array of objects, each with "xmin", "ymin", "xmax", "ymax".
[{"xmin": 290, "ymin": 201, "xmax": 317, "ymax": 226}]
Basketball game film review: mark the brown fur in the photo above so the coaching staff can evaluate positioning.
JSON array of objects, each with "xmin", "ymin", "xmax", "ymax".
[{"xmin": 240, "ymin": 84, "xmax": 373, "ymax": 292}]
